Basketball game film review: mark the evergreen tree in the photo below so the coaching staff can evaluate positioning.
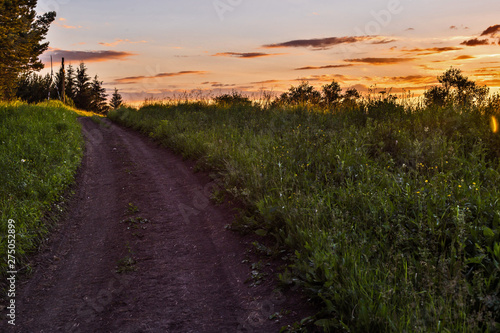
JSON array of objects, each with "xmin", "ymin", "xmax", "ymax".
[
  {"xmin": 110, "ymin": 87, "xmax": 123, "ymax": 109},
  {"xmin": 53, "ymin": 64, "xmax": 65, "ymax": 100},
  {"xmin": 90, "ymin": 75, "xmax": 108, "ymax": 113},
  {"xmin": 16, "ymin": 71, "xmax": 51, "ymax": 103},
  {"xmin": 65, "ymin": 64, "xmax": 76, "ymax": 101},
  {"xmin": 0, "ymin": 0, "xmax": 56, "ymax": 99},
  {"xmin": 74, "ymin": 62, "xmax": 91, "ymax": 110}
]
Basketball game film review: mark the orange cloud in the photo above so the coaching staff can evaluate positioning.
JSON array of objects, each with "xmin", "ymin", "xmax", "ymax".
[
  {"xmin": 263, "ymin": 36, "xmax": 373, "ymax": 50},
  {"xmin": 55, "ymin": 18, "xmax": 82, "ymax": 29},
  {"xmin": 405, "ymin": 47, "xmax": 462, "ymax": 55},
  {"xmin": 212, "ymin": 52, "xmax": 285, "ymax": 58},
  {"xmin": 115, "ymin": 71, "xmax": 208, "ymax": 84},
  {"xmin": 42, "ymin": 49, "xmax": 136, "ymax": 63},
  {"xmin": 99, "ymin": 39, "xmax": 148, "ymax": 47},
  {"xmin": 251, "ymin": 79, "xmax": 284, "ymax": 85},
  {"xmin": 295, "ymin": 64, "xmax": 354, "ymax": 70},
  {"xmin": 344, "ymin": 57, "xmax": 415, "ymax": 65},
  {"xmin": 454, "ymin": 55, "xmax": 476, "ymax": 60}
]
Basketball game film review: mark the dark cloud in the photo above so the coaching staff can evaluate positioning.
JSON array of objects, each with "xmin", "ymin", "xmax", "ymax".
[
  {"xmin": 371, "ymin": 39, "xmax": 397, "ymax": 45},
  {"xmin": 405, "ymin": 28, "xmax": 415, "ymax": 31},
  {"xmin": 450, "ymin": 26, "xmax": 458, "ymax": 30},
  {"xmin": 293, "ymin": 74, "xmax": 351, "ymax": 83},
  {"xmin": 212, "ymin": 52, "xmax": 283, "ymax": 58},
  {"xmin": 42, "ymin": 49, "xmax": 136, "ymax": 63},
  {"xmin": 481, "ymin": 24, "xmax": 500, "ymax": 36},
  {"xmin": 201, "ymin": 82, "xmax": 236, "ymax": 87},
  {"xmin": 344, "ymin": 57, "xmax": 415, "ymax": 65},
  {"xmin": 115, "ymin": 71, "xmax": 208, "ymax": 84},
  {"xmin": 461, "ymin": 38, "xmax": 490, "ymax": 46},
  {"xmin": 384, "ymin": 75, "xmax": 438, "ymax": 85},
  {"xmin": 263, "ymin": 36, "xmax": 372, "ymax": 50},
  {"xmin": 405, "ymin": 47, "xmax": 462, "ymax": 55},
  {"xmin": 294, "ymin": 64, "xmax": 354, "ymax": 71}
]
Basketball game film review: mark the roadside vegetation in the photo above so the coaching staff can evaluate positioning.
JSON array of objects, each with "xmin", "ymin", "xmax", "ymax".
[
  {"xmin": 109, "ymin": 69, "xmax": 500, "ymax": 332},
  {"xmin": 0, "ymin": 101, "xmax": 84, "ymax": 278}
]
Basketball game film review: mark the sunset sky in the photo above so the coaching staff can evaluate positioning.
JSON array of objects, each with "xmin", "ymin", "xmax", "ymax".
[{"xmin": 36, "ymin": 0, "xmax": 500, "ymax": 103}]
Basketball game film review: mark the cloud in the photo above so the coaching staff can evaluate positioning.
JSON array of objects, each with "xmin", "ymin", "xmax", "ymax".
[
  {"xmin": 450, "ymin": 26, "xmax": 458, "ymax": 30},
  {"xmin": 405, "ymin": 47, "xmax": 462, "ymax": 55},
  {"xmin": 295, "ymin": 64, "xmax": 354, "ymax": 70},
  {"xmin": 115, "ymin": 71, "xmax": 208, "ymax": 84},
  {"xmin": 481, "ymin": 24, "xmax": 500, "ymax": 36},
  {"xmin": 212, "ymin": 52, "xmax": 284, "ymax": 58},
  {"xmin": 42, "ymin": 49, "xmax": 136, "ymax": 63},
  {"xmin": 54, "ymin": 18, "xmax": 82, "ymax": 29},
  {"xmin": 99, "ymin": 39, "xmax": 148, "ymax": 47},
  {"xmin": 405, "ymin": 28, "xmax": 415, "ymax": 31},
  {"xmin": 371, "ymin": 39, "xmax": 397, "ymax": 45},
  {"xmin": 383, "ymin": 75, "xmax": 438, "ymax": 85},
  {"xmin": 344, "ymin": 57, "xmax": 415, "ymax": 65},
  {"xmin": 460, "ymin": 38, "xmax": 490, "ymax": 46},
  {"xmin": 201, "ymin": 81, "xmax": 236, "ymax": 87},
  {"xmin": 454, "ymin": 55, "xmax": 476, "ymax": 60},
  {"xmin": 263, "ymin": 36, "xmax": 373, "ymax": 50},
  {"xmin": 251, "ymin": 79, "xmax": 284, "ymax": 85}
]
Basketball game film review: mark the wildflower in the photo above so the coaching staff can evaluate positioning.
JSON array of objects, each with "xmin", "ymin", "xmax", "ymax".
[
  {"xmin": 425, "ymin": 180, "xmax": 428, "ymax": 183},
  {"xmin": 21, "ymin": 159, "xmax": 26, "ymax": 163}
]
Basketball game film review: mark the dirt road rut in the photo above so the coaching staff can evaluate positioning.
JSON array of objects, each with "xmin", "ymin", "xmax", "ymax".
[{"xmin": 4, "ymin": 118, "xmax": 316, "ymax": 333}]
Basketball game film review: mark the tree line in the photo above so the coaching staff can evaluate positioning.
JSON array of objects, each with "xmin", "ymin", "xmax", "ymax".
[
  {"xmin": 16, "ymin": 62, "xmax": 123, "ymax": 113},
  {"xmin": 0, "ymin": 0, "xmax": 122, "ymax": 113}
]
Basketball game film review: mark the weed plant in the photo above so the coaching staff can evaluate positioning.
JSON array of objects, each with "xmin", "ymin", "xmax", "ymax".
[
  {"xmin": 109, "ymin": 95, "xmax": 500, "ymax": 332},
  {"xmin": 0, "ymin": 101, "xmax": 84, "ymax": 278}
]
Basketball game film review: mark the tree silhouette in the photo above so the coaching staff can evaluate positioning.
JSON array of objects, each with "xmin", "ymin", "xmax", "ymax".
[
  {"xmin": 322, "ymin": 80, "xmax": 342, "ymax": 107},
  {"xmin": 110, "ymin": 88, "xmax": 123, "ymax": 109},
  {"xmin": 90, "ymin": 75, "xmax": 108, "ymax": 113},
  {"xmin": 424, "ymin": 68, "xmax": 489, "ymax": 107},
  {"xmin": 74, "ymin": 62, "xmax": 92, "ymax": 110}
]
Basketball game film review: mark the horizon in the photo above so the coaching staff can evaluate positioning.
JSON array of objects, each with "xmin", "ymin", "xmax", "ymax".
[{"xmin": 36, "ymin": 0, "xmax": 500, "ymax": 103}]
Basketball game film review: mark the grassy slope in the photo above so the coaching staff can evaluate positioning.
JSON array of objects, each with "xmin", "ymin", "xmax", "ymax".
[
  {"xmin": 0, "ymin": 101, "xmax": 84, "ymax": 277},
  {"xmin": 109, "ymin": 101, "xmax": 500, "ymax": 332}
]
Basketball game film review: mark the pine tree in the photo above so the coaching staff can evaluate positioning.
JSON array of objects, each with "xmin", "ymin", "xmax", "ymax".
[
  {"xmin": 90, "ymin": 75, "xmax": 108, "ymax": 113},
  {"xmin": 110, "ymin": 88, "xmax": 123, "ymax": 109},
  {"xmin": 0, "ymin": 0, "xmax": 56, "ymax": 99},
  {"xmin": 74, "ymin": 62, "xmax": 91, "ymax": 110},
  {"xmin": 65, "ymin": 64, "xmax": 76, "ymax": 101}
]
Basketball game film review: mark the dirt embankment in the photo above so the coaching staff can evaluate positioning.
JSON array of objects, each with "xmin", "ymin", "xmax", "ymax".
[{"xmin": 2, "ymin": 118, "xmax": 318, "ymax": 333}]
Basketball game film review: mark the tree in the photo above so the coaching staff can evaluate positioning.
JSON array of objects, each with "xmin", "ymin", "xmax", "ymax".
[
  {"xmin": 16, "ymin": 71, "xmax": 51, "ymax": 103},
  {"xmin": 424, "ymin": 68, "xmax": 489, "ymax": 107},
  {"xmin": 110, "ymin": 87, "xmax": 123, "ymax": 109},
  {"xmin": 281, "ymin": 81, "xmax": 321, "ymax": 105},
  {"xmin": 90, "ymin": 75, "xmax": 108, "ymax": 113},
  {"xmin": 322, "ymin": 80, "xmax": 342, "ymax": 107},
  {"xmin": 0, "ymin": 0, "xmax": 56, "ymax": 99},
  {"xmin": 74, "ymin": 62, "xmax": 92, "ymax": 110},
  {"xmin": 65, "ymin": 64, "xmax": 76, "ymax": 101}
]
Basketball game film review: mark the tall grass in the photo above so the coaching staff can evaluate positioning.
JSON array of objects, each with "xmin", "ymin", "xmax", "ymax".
[
  {"xmin": 0, "ymin": 101, "xmax": 84, "ymax": 277},
  {"xmin": 109, "ymin": 98, "xmax": 500, "ymax": 332}
]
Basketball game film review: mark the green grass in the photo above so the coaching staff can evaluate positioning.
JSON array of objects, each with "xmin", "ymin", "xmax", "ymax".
[
  {"xmin": 0, "ymin": 100, "xmax": 84, "ymax": 277},
  {"xmin": 109, "ymin": 99, "xmax": 500, "ymax": 332}
]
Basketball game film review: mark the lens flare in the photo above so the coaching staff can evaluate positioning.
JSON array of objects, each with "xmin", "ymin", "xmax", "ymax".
[{"xmin": 492, "ymin": 116, "xmax": 499, "ymax": 133}]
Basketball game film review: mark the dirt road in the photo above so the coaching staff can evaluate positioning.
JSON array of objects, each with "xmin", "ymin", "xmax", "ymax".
[{"xmin": 3, "ymin": 118, "xmax": 316, "ymax": 332}]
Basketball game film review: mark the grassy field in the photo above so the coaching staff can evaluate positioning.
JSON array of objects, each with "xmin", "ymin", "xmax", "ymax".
[
  {"xmin": 0, "ymin": 101, "xmax": 84, "ymax": 278},
  {"xmin": 109, "ymin": 97, "xmax": 500, "ymax": 332}
]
